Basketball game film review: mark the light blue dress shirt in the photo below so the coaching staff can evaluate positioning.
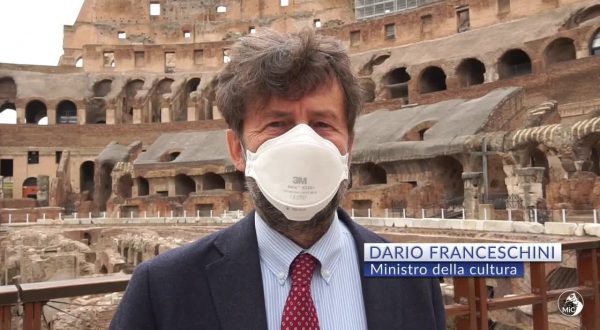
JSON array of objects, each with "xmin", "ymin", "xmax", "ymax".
[{"xmin": 255, "ymin": 211, "xmax": 368, "ymax": 330}]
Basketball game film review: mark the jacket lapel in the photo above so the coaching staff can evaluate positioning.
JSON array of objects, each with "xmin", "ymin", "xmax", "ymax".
[
  {"xmin": 205, "ymin": 212, "xmax": 269, "ymax": 330},
  {"xmin": 338, "ymin": 208, "xmax": 400, "ymax": 329}
]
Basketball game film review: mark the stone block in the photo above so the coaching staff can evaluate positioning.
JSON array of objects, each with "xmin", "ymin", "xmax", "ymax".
[
  {"xmin": 481, "ymin": 220, "xmax": 513, "ymax": 232},
  {"xmin": 544, "ymin": 222, "xmax": 578, "ymax": 236},
  {"xmin": 512, "ymin": 222, "xmax": 544, "ymax": 234},
  {"xmin": 583, "ymin": 224, "xmax": 600, "ymax": 237},
  {"xmin": 447, "ymin": 220, "xmax": 480, "ymax": 231},
  {"xmin": 412, "ymin": 218, "xmax": 442, "ymax": 229},
  {"xmin": 391, "ymin": 218, "xmax": 413, "ymax": 228}
]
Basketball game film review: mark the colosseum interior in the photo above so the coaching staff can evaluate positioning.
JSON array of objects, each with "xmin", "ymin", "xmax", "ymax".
[{"xmin": 1, "ymin": 0, "xmax": 600, "ymax": 328}]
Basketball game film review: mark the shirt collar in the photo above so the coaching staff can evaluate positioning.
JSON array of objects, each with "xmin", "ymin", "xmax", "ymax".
[{"xmin": 255, "ymin": 211, "xmax": 342, "ymax": 285}]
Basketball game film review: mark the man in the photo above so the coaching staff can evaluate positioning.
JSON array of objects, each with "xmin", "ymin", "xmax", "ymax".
[{"xmin": 110, "ymin": 29, "xmax": 445, "ymax": 330}]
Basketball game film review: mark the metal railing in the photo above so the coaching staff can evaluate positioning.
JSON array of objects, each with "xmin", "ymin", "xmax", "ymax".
[{"xmin": 0, "ymin": 274, "xmax": 130, "ymax": 330}]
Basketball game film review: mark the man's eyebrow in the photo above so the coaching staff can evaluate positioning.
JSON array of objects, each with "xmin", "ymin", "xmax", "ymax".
[{"xmin": 311, "ymin": 110, "xmax": 341, "ymax": 121}]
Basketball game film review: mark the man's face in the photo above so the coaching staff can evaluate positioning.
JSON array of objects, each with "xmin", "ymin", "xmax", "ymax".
[
  {"xmin": 226, "ymin": 79, "xmax": 352, "ymax": 233},
  {"xmin": 227, "ymin": 79, "xmax": 352, "ymax": 171}
]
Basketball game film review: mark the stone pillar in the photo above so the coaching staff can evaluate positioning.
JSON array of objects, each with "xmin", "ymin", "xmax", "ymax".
[
  {"xmin": 223, "ymin": 173, "xmax": 244, "ymax": 191},
  {"xmin": 16, "ymin": 107, "xmax": 25, "ymax": 124},
  {"xmin": 77, "ymin": 107, "xmax": 86, "ymax": 125},
  {"xmin": 515, "ymin": 167, "xmax": 545, "ymax": 209},
  {"xmin": 37, "ymin": 175, "xmax": 49, "ymax": 207},
  {"xmin": 161, "ymin": 107, "xmax": 171, "ymax": 123},
  {"xmin": 187, "ymin": 106, "xmax": 196, "ymax": 121},
  {"xmin": 47, "ymin": 108, "xmax": 57, "ymax": 125},
  {"xmin": 462, "ymin": 172, "xmax": 483, "ymax": 219},
  {"xmin": 133, "ymin": 108, "xmax": 143, "ymax": 124},
  {"xmin": 106, "ymin": 107, "xmax": 116, "ymax": 125}
]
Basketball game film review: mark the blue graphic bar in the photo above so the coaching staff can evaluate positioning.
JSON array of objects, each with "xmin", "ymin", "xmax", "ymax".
[{"xmin": 364, "ymin": 262, "xmax": 524, "ymax": 277}]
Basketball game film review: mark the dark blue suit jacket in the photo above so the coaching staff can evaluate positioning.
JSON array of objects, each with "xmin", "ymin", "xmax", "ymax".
[{"xmin": 110, "ymin": 209, "xmax": 446, "ymax": 329}]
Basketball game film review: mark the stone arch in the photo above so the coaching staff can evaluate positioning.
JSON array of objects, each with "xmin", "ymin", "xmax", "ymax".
[
  {"xmin": 122, "ymin": 79, "xmax": 144, "ymax": 124},
  {"xmin": 22, "ymin": 177, "xmax": 38, "ymax": 199},
  {"xmin": 94, "ymin": 79, "xmax": 113, "ymax": 97},
  {"xmin": 183, "ymin": 78, "xmax": 201, "ymax": 120},
  {"xmin": 356, "ymin": 163, "xmax": 387, "ymax": 185},
  {"xmin": 137, "ymin": 177, "xmax": 149, "ymax": 196},
  {"xmin": 433, "ymin": 156, "xmax": 464, "ymax": 202},
  {"xmin": 202, "ymin": 172, "xmax": 225, "ymax": 190},
  {"xmin": 0, "ymin": 77, "xmax": 17, "ymax": 102},
  {"xmin": 200, "ymin": 78, "xmax": 218, "ymax": 120},
  {"xmin": 359, "ymin": 78, "xmax": 375, "ymax": 103},
  {"xmin": 98, "ymin": 162, "xmax": 114, "ymax": 211},
  {"xmin": 418, "ymin": 66, "xmax": 447, "ymax": 94},
  {"xmin": 159, "ymin": 150, "xmax": 181, "ymax": 162},
  {"xmin": 455, "ymin": 58, "xmax": 485, "ymax": 87},
  {"xmin": 544, "ymin": 38, "xmax": 576, "ymax": 66},
  {"xmin": 174, "ymin": 174, "xmax": 196, "ymax": 196},
  {"xmin": 117, "ymin": 173, "xmax": 133, "ymax": 198},
  {"xmin": 498, "ymin": 49, "xmax": 532, "ymax": 79},
  {"xmin": 591, "ymin": 28, "xmax": 600, "ymax": 56},
  {"xmin": 403, "ymin": 121, "xmax": 437, "ymax": 141},
  {"xmin": 75, "ymin": 57, "xmax": 83, "ymax": 68},
  {"xmin": 0, "ymin": 103, "xmax": 17, "ymax": 124},
  {"xmin": 80, "ymin": 161, "xmax": 95, "ymax": 197},
  {"xmin": 56, "ymin": 100, "xmax": 78, "ymax": 124},
  {"xmin": 151, "ymin": 78, "xmax": 174, "ymax": 123},
  {"xmin": 25, "ymin": 100, "xmax": 48, "ymax": 124},
  {"xmin": 382, "ymin": 67, "xmax": 411, "ymax": 101},
  {"xmin": 358, "ymin": 53, "xmax": 390, "ymax": 76}
]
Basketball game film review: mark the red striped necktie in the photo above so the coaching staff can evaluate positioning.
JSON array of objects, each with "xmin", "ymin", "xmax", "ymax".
[{"xmin": 281, "ymin": 253, "xmax": 320, "ymax": 330}]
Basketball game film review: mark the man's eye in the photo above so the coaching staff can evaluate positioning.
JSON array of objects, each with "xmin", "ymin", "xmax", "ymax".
[
  {"xmin": 314, "ymin": 122, "xmax": 331, "ymax": 129},
  {"xmin": 267, "ymin": 121, "xmax": 285, "ymax": 128}
]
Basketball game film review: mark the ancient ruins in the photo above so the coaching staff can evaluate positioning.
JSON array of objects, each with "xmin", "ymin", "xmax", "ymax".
[{"xmin": 1, "ymin": 0, "xmax": 600, "ymax": 328}]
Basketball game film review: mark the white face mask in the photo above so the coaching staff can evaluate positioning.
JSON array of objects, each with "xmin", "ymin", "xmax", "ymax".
[{"xmin": 245, "ymin": 124, "xmax": 349, "ymax": 221}]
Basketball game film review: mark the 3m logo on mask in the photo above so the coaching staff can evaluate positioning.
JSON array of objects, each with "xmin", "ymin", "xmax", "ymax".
[{"xmin": 293, "ymin": 177, "xmax": 308, "ymax": 185}]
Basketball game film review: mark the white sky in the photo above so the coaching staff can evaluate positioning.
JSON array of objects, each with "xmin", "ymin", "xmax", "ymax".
[
  {"xmin": 0, "ymin": 1, "xmax": 84, "ymax": 123},
  {"xmin": 0, "ymin": 0, "xmax": 84, "ymax": 66}
]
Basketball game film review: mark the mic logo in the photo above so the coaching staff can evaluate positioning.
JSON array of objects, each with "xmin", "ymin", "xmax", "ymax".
[{"xmin": 557, "ymin": 290, "xmax": 584, "ymax": 316}]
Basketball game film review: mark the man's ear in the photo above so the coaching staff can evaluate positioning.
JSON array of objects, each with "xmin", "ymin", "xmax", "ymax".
[{"xmin": 226, "ymin": 129, "xmax": 246, "ymax": 172}]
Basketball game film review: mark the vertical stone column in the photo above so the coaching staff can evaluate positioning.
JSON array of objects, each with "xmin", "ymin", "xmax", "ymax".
[
  {"xmin": 106, "ymin": 107, "xmax": 116, "ymax": 125},
  {"xmin": 515, "ymin": 167, "xmax": 545, "ymax": 209},
  {"xmin": 133, "ymin": 107, "xmax": 143, "ymax": 124},
  {"xmin": 16, "ymin": 107, "xmax": 26, "ymax": 124},
  {"xmin": 161, "ymin": 106, "xmax": 171, "ymax": 123},
  {"xmin": 77, "ymin": 107, "xmax": 87, "ymax": 125},
  {"xmin": 37, "ymin": 175, "xmax": 49, "ymax": 207},
  {"xmin": 47, "ymin": 108, "xmax": 57, "ymax": 125},
  {"xmin": 462, "ymin": 172, "xmax": 483, "ymax": 219}
]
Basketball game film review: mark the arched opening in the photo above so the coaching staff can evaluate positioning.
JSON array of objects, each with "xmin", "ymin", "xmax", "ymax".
[
  {"xmin": 591, "ymin": 29, "xmax": 600, "ymax": 56},
  {"xmin": 117, "ymin": 174, "xmax": 133, "ymax": 198},
  {"xmin": 419, "ymin": 66, "xmax": 447, "ymax": 94},
  {"xmin": 544, "ymin": 38, "xmax": 576, "ymax": 66},
  {"xmin": 22, "ymin": 177, "xmax": 38, "ymax": 199},
  {"xmin": 175, "ymin": 174, "xmax": 196, "ymax": 196},
  {"xmin": 433, "ymin": 156, "xmax": 464, "ymax": 203},
  {"xmin": 80, "ymin": 161, "xmax": 95, "ymax": 198},
  {"xmin": 151, "ymin": 78, "xmax": 174, "ymax": 123},
  {"xmin": 98, "ymin": 162, "xmax": 114, "ymax": 211},
  {"xmin": 455, "ymin": 58, "xmax": 485, "ymax": 87},
  {"xmin": 100, "ymin": 265, "xmax": 108, "ymax": 274},
  {"xmin": 137, "ymin": 177, "xmax": 149, "ymax": 196},
  {"xmin": 56, "ymin": 100, "xmax": 78, "ymax": 124},
  {"xmin": 83, "ymin": 232, "xmax": 92, "ymax": 246},
  {"xmin": 591, "ymin": 148, "xmax": 600, "ymax": 176},
  {"xmin": 546, "ymin": 267, "xmax": 576, "ymax": 290},
  {"xmin": 383, "ymin": 67, "xmax": 411, "ymax": 101},
  {"xmin": 498, "ymin": 49, "xmax": 532, "ymax": 79},
  {"xmin": 357, "ymin": 163, "xmax": 387, "ymax": 185},
  {"xmin": 403, "ymin": 121, "xmax": 437, "ymax": 141},
  {"xmin": 0, "ymin": 77, "xmax": 17, "ymax": 102},
  {"xmin": 0, "ymin": 103, "xmax": 17, "ymax": 124},
  {"xmin": 25, "ymin": 100, "xmax": 48, "ymax": 124},
  {"xmin": 358, "ymin": 53, "xmax": 390, "ymax": 76},
  {"xmin": 75, "ymin": 57, "xmax": 83, "ymax": 68},
  {"xmin": 159, "ymin": 150, "xmax": 181, "ymax": 162},
  {"xmin": 93, "ymin": 79, "xmax": 113, "ymax": 97},
  {"xmin": 122, "ymin": 79, "xmax": 144, "ymax": 124},
  {"xmin": 202, "ymin": 173, "xmax": 225, "ymax": 190},
  {"xmin": 184, "ymin": 78, "xmax": 201, "ymax": 119}
]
